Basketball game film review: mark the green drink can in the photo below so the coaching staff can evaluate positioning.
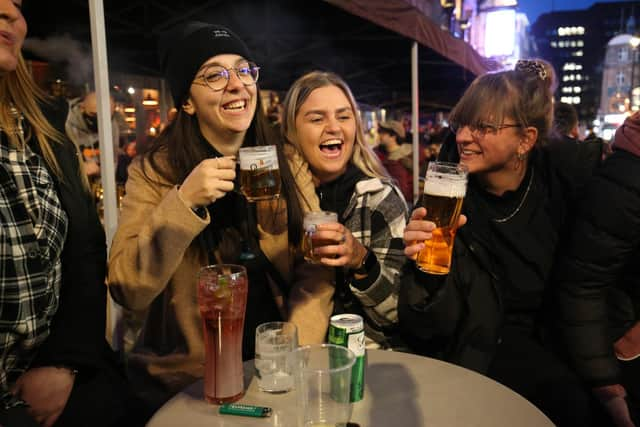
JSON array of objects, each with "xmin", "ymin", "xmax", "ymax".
[{"xmin": 328, "ymin": 314, "xmax": 366, "ymax": 402}]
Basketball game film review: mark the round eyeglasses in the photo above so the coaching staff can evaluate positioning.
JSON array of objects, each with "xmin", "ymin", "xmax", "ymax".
[
  {"xmin": 450, "ymin": 122, "xmax": 522, "ymax": 137},
  {"xmin": 193, "ymin": 62, "xmax": 260, "ymax": 92}
]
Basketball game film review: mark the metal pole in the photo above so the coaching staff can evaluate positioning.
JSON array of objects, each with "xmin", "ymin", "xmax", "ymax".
[
  {"xmin": 630, "ymin": 47, "xmax": 636, "ymax": 111},
  {"xmin": 160, "ymin": 79, "xmax": 168, "ymax": 123},
  {"xmin": 89, "ymin": 0, "xmax": 117, "ymax": 246},
  {"xmin": 88, "ymin": 0, "xmax": 121, "ymax": 350},
  {"xmin": 411, "ymin": 42, "xmax": 420, "ymax": 206},
  {"xmin": 629, "ymin": 37, "xmax": 640, "ymax": 111}
]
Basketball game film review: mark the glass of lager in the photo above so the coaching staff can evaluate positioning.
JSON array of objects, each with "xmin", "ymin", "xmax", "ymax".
[
  {"xmin": 238, "ymin": 145, "xmax": 281, "ymax": 202},
  {"xmin": 302, "ymin": 211, "xmax": 338, "ymax": 263},
  {"xmin": 416, "ymin": 161, "xmax": 468, "ymax": 275}
]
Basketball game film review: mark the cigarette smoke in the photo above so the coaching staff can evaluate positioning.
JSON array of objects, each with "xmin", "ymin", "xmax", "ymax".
[{"xmin": 23, "ymin": 34, "xmax": 92, "ymax": 86}]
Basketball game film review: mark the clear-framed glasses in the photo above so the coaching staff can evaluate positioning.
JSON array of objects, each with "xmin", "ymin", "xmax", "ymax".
[
  {"xmin": 193, "ymin": 61, "xmax": 260, "ymax": 92},
  {"xmin": 450, "ymin": 121, "xmax": 522, "ymax": 137}
]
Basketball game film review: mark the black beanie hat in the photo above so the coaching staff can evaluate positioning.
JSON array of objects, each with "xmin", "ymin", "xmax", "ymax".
[{"xmin": 158, "ymin": 21, "xmax": 253, "ymax": 108}]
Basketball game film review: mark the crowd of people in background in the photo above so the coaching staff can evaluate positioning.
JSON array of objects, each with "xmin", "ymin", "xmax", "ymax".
[{"xmin": 2, "ymin": 3, "xmax": 640, "ymax": 426}]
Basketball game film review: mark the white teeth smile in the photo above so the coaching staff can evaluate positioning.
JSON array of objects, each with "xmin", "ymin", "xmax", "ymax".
[
  {"xmin": 461, "ymin": 149, "xmax": 479, "ymax": 155},
  {"xmin": 320, "ymin": 139, "xmax": 342, "ymax": 148},
  {"xmin": 223, "ymin": 100, "xmax": 246, "ymax": 110}
]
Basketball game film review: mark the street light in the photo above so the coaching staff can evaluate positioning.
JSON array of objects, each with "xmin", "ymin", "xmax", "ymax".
[{"xmin": 629, "ymin": 36, "xmax": 640, "ymax": 111}]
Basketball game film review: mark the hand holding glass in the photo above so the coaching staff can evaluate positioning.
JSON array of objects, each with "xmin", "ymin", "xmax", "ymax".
[
  {"xmin": 416, "ymin": 162, "xmax": 468, "ymax": 275},
  {"xmin": 254, "ymin": 321, "xmax": 298, "ymax": 393},
  {"xmin": 302, "ymin": 211, "xmax": 338, "ymax": 263},
  {"xmin": 238, "ymin": 145, "xmax": 281, "ymax": 201}
]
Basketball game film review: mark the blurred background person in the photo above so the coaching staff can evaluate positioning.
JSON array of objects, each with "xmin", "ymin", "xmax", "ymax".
[
  {"xmin": 551, "ymin": 102, "xmax": 580, "ymax": 144},
  {"xmin": 399, "ymin": 59, "xmax": 607, "ymax": 426},
  {"xmin": 65, "ymin": 91, "xmax": 121, "ymax": 178},
  {"xmin": 282, "ymin": 71, "xmax": 408, "ymax": 349},
  {"xmin": 556, "ymin": 112, "xmax": 640, "ymax": 427},
  {"xmin": 115, "ymin": 140, "xmax": 137, "ymax": 184},
  {"xmin": 0, "ymin": 1, "xmax": 136, "ymax": 426},
  {"xmin": 419, "ymin": 128, "xmax": 447, "ymax": 180},
  {"xmin": 376, "ymin": 120, "xmax": 412, "ymax": 203}
]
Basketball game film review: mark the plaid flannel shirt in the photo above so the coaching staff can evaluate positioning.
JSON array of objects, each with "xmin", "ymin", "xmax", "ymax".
[
  {"xmin": 343, "ymin": 177, "xmax": 409, "ymax": 330},
  {"xmin": 0, "ymin": 136, "xmax": 68, "ymax": 390}
]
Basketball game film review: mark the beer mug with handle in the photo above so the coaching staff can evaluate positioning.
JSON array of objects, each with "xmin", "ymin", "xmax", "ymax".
[
  {"xmin": 238, "ymin": 145, "xmax": 281, "ymax": 201},
  {"xmin": 302, "ymin": 211, "xmax": 338, "ymax": 263},
  {"xmin": 416, "ymin": 161, "xmax": 468, "ymax": 275}
]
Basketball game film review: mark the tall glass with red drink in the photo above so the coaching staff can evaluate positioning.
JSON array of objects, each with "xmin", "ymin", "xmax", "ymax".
[{"xmin": 197, "ymin": 264, "xmax": 249, "ymax": 404}]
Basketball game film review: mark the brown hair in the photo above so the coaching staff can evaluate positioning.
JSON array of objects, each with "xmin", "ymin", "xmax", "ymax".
[
  {"xmin": 449, "ymin": 59, "xmax": 556, "ymax": 147},
  {"xmin": 281, "ymin": 71, "xmax": 389, "ymax": 180}
]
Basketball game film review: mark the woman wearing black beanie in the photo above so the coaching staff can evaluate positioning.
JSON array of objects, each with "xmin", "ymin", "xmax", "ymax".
[{"xmin": 107, "ymin": 21, "xmax": 333, "ymax": 412}]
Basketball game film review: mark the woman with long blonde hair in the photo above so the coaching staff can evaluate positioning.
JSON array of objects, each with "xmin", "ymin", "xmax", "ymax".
[
  {"xmin": 281, "ymin": 71, "xmax": 408, "ymax": 349},
  {"xmin": 0, "ymin": 1, "xmax": 134, "ymax": 425}
]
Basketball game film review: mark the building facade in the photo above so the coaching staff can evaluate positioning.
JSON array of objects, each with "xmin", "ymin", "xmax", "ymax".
[
  {"xmin": 598, "ymin": 33, "xmax": 639, "ymax": 140},
  {"xmin": 530, "ymin": 1, "xmax": 639, "ymax": 123}
]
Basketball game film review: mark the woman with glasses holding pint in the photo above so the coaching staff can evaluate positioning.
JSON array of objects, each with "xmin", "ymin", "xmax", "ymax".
[
  {"xmin": 107, "ymin": 22, "xmax": 331, "ymax": 413},
  {"xmin": 281, "ymin": 71, "xmax": 408, "ymax": 349},
  {"xmin": 398, "ymin": 60, "xmax": 607, "ymax": 426}
]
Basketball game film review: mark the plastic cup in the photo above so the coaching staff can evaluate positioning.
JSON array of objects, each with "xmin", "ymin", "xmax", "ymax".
[{"xmin": 290, "ymin": 344, "xmax": 356, "ymax": 426}]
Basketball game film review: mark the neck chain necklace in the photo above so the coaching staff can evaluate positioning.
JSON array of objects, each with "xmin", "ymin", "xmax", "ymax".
[{"xmin": 492, "ymin": 167, "xmax": 534, "ymax": 223}]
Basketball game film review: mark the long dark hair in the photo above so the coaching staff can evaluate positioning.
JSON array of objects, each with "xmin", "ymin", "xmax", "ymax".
[{"xmin": 143, "ymin": 88, "xmax": 304, "ymax": 245}]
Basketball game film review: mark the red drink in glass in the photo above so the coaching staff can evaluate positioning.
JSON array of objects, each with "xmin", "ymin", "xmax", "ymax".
[{"xmin": 198, "ymin": 264, "xmax": 249, "ymax": 404}]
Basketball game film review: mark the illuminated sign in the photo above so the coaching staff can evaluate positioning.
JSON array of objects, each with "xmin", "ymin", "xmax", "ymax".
[
  {"xmin": 484, "ymin": 9, "xmax": 516, "ymax": 57},
  {"xmin": 480, "ymin": 0, "xmax": 517, "ymax": 9}
]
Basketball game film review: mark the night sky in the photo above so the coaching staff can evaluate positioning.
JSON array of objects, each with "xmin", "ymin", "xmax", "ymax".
[{"xmin": 517, "ymin": 0, "xmax": 636, "ymax": 25}]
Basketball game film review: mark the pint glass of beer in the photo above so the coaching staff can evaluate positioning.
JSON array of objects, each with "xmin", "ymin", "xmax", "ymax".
[
  {"xmin": 416, "ymin": 161, "xmax": 468, "ymax": 275},
  {"xmin": 302, "ymin": 211, "xmax": 338, "ymax": 263},
  {"xmin": 238, "ymin": 145, "xmax": 281, "ymax": 202}
]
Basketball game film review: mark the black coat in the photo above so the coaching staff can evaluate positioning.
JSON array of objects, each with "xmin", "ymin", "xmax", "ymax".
[
  {"xmin": 398, "ymin": 135, "xmax": 603, "ymax": 374},
  {"xmin": 556, "ymin": 147, "xmax": 640, "ymax": 387},
  {"xmin": 27, "ymin": 99, "xmax": 135, "ymax": 427}
]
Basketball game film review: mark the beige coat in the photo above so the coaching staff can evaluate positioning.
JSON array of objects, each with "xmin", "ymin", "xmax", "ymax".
[{"xmin": 107, "ymin": 146, "xmax": 333, "ymax": 402}]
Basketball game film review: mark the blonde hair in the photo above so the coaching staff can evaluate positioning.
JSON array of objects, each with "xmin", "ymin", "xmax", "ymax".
[
  {"xmin": 281, "ymin": 71, "xmax": 389, "ymax": 180},
  {"xmin": 0, "ymin": 54, "xmax": 65, "ymax": 180}
]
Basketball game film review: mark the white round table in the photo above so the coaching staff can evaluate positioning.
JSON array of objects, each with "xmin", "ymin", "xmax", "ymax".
[{"xmin": 147, "ymin": 349, "xmax": 554, "ymax": 426}]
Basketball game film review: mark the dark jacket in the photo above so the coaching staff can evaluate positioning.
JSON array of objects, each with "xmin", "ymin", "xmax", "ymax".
[
  {"xmin": 28, "ymin": 99, "xmax": 134, "ymax": 426},
  {"xmin": 398, "ymin": 134, "xmax": 603, "ymax": 374},
  {"xmin": 555, "ymin": 117, "xmax": 640, "ymax": 387}
]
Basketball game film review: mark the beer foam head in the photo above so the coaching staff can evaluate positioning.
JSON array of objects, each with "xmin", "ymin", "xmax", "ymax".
[
  {"xmin": 423, "ymin": 176, "xmax": 467, "ymax": 198},
  {"xmin": 303, "ymin": 211, "xmax": 338, "ymax": 229}
]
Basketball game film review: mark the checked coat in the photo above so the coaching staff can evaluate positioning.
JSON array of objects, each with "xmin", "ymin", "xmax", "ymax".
[{"xmin": 339, "ymin": 177, "xmax": 409, "ymax": 346}]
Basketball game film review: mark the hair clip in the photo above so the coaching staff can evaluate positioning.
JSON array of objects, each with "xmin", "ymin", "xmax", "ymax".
[{"xmin": 515, "ymin": 60, "xmax": 548, "ymax": 81}]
